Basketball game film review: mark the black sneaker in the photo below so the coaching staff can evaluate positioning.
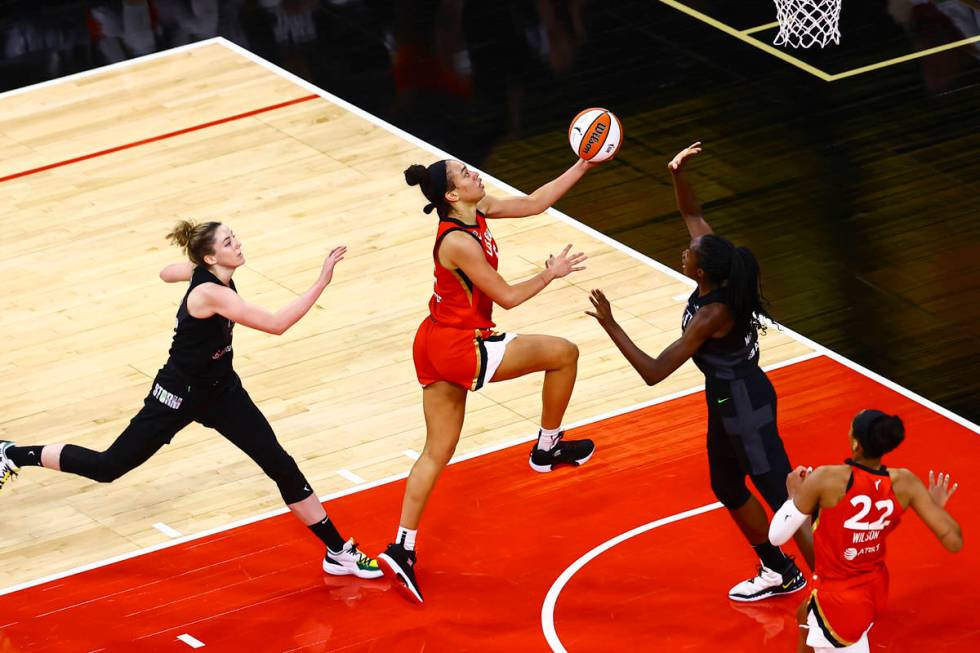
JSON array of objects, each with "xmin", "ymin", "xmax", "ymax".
[
  {"xmin": 0, "ymin": 441, "xmax": 19, "ymax": 492},
  {"xmin": 529, "ymin": 431, "xmax": 595, "ymax": 473},
  {"xmin": 378, "ymin": 542, "xmax": 423, "ymax": 604},
  {"xmin": 728, "ymin": 557, "xmax": 806, "ymax": 602}
]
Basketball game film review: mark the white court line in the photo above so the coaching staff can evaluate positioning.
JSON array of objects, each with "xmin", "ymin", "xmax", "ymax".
[
  {"xmin": 1, "ymin": 41, "xmax": 976, "ymax": 600},
  {"xmin": 152, "ymin": 522, "xmax": 182, "ymax": 538},
  {"xmin": 0, "ymin": 352, "xmax": 815, "ymax": 599},
  {"xmin": 215, "ymin": 38, "xmax": 977, "ymax": 434},
  {"xmin": 671, "ymin": 292, "xmax": 690, "ymax": 301},
  {"xmin": 336, "ymin": 469, "xmax": 366, "ymax": 485},
  {"xmin": 0, "ymin": 39, "xmax": 219, "ymax": 101},
  {"xmin": 540, "ymin": 502, "xmax": 724, "ymax": 653},
  {"xmin": 402, "ymin": 449, "xmax": 420, "ymax": 461},
  {"xmin": 177, "ymin": 633, "xmax": 206, "ymax": 648}
]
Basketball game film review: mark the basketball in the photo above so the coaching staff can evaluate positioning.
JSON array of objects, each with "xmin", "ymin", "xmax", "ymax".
[{"xmin": 568, "ymin": 108, "xmax": 622, "ymax": 162}]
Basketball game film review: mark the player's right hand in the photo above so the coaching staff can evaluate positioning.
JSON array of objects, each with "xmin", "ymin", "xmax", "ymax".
[
  {"xmin": 546, "ymin": 244, "xmax": 587, "ymax": 279},
  {"xmin": 785, "ymin": 465, "xmax": 812, "ymax": 497},
  {"xmin": 668, "ymin": 141, "xmax": 702, "ymax": 172}
]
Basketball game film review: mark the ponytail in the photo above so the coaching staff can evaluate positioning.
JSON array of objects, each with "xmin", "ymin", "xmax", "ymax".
[
  {"xmin": 166, "ymin": 220, "xmax": 221, "ymax": 267},
  {"xmin": 695, "ymin": 235, "xmax": 773, "ymax": 332}
]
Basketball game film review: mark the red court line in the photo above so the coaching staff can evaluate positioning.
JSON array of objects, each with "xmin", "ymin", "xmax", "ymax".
[
  {"xmin": 0, "ymin": 94, "xmax": 319, "ymax": 183},
  {"xmin": 0, "ymin": 356, "xmax": 975, "ymax": 652}
]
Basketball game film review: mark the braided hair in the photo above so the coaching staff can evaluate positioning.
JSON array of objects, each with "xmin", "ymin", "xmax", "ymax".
[{"xmin": 695, "ymin": 234, "xmax": 773, "ymax": 332}]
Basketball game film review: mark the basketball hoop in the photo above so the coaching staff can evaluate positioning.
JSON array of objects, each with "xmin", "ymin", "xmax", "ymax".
[{"xmin": 773, "ymin": 0, "xmax": 841, "ymax": 48}]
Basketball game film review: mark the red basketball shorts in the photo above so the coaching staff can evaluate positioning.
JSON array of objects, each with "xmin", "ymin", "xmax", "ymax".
[
  {"xmin": 806, "ymin": 569, "xmax": 888, "ymax": 650},
  {"xmin": 413, "ymin": 317, "xmax": 516, "ymax": 391}
]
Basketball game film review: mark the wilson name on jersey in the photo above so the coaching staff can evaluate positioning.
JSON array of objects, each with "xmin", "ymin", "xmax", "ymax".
[{"xmin": 813, "ymin": 460, "xmax": 905, "ymax": 580}]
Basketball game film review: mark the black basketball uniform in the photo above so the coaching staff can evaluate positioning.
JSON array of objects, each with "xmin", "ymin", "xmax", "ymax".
[
  {"xmin": 682, "ymin": 287, "xmax": 792, "ymax": 511},
  {"xmin": 58, "ymin": 267, "xmax": 312, "ymax": 505}
]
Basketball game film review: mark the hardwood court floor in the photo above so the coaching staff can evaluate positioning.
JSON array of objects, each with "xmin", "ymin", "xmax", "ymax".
[
  {"xmin": 0, "ymin": 40, "xmax": 814, "ymax": 588},
  {"xmin": 0, "ymin": 356, "xmax": 975, "ymax": 652}
]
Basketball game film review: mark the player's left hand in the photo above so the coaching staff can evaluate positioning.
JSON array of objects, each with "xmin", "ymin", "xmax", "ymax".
[
  {"xmin": 928, "ymin": 470, "xmax": 959, "ymax": 507},
  {"xmin": 785, "ymin": 465, "xmax": 812, "ymax": 498},
  {"xmin": 586, "ymin": 289, "xmax": 616, "ymax": 328}
]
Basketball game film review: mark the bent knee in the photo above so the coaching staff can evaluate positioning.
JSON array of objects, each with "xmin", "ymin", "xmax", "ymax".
[{"xmin": 554, "ymin": 338, "xmax": 578, "ymax": 366}]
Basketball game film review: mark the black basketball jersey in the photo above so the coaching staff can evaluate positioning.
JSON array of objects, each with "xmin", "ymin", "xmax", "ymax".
[
  {"xmin": 682, "ymin": 287, "xmax": 760, "ymax": 380},
  {"xmin": 164, "ymin": 266, "xmax": 236, "ymax": 379}
]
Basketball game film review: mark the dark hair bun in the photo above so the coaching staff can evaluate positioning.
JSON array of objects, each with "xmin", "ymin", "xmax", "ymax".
[
  {"xmin": 404, "ymin": 164, "xmax": 429, "ymax": 188},
  {"xmin": 865, "ymin": 415, "xmax": 905, "ymax": 458}
]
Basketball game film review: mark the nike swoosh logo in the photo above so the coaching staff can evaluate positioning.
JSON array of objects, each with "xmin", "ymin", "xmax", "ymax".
[{"xmin": 717, "ymin": 398, "xmax": 730, "ymax": 404}]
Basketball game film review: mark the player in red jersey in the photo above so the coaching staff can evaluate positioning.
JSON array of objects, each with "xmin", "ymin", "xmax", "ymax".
[
  {"xmin": 769, "ymin": 409, "xmax": 962, "ymax": 652},
  {"xmin": 378, "ymin": 157, "xmax": 601, "ymax": 603}
]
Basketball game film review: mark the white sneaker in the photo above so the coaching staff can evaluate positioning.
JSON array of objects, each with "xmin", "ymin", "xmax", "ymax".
[
  {"xmin": 728, "ymin": 559, "xmax": 806, "ymax": 602},
  {"xmin": 0, "ymin": 441, "xmax": 19, "ymax": 492},
  {"xmin": 322, "ymin": 538, "xmax": 383, "ymax": 579}
]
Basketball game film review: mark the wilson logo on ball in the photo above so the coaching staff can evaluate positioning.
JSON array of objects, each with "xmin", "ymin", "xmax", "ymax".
[{"xmin": 568, "ymin": 108, "xmax": 622, "ymax": 163}]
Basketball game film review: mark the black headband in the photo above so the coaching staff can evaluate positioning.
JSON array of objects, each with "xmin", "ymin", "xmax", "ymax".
[
  {"xmin": 852, "ymin": 409, "xmax": 888, "ymax": 445},
  {"xmin": 422, "ymin": 160, "xmax": 449, "ymax": 214}
]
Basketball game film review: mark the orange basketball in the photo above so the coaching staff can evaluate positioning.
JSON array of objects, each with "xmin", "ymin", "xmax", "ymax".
[{"xmin": 568, "ymin": 108, "xmax": 623, "ymax": 162}]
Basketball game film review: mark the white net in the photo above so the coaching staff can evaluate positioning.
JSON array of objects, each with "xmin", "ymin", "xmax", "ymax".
[{"xmin": 773, "ymin": 0, "xmax": 842, "ymax": 48}]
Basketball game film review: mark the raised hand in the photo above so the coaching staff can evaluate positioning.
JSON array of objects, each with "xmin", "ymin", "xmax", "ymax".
[
  {"xmin": 585, "ymin": 288, "xmax": 616, "ymax": 329},
  {"xmin": 545, "ymin": 244, "xmax": 587, "ymax": 279},
  {"xmin": 320, "ymin": 246, "xmax": 348, "ymax": 285},
  {"xmin": 928, "ymin": 470, "xmax": 959, "ymax": 507},
  {"xmin": 668, "ymin": 141, "xmax": 703, "ymax": 172}
]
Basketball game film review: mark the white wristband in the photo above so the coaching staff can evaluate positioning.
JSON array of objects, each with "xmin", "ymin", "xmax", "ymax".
[{"xmin": 769, "ymin": 498, "xmax": 808, "ymax": 546}]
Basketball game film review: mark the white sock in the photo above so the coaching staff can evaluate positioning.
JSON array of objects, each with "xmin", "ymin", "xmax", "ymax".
[
  {"xmin": 396, "ymin": 526, "xmax": 417, "ymax": 551},
  {"xmin": 537, "ymin": 426, "xmax": 562, "ymax": 451}
]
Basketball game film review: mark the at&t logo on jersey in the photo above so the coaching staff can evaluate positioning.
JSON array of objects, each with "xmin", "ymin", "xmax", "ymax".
[{"xmin": 843, "ymin": 542, "xmax": 881, "ymax": 560}]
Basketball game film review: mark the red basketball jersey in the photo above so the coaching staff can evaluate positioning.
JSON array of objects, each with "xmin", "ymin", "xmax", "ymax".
[
  {"xmin": 813, "ymin": 460, "xmax": 905, "ymax": 581},
  {"xmin": 428, "ymin": 213, "xmax": 499, "ymax": 329}
]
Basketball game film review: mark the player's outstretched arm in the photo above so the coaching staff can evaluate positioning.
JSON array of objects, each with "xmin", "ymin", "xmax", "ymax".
[
  {"xmin": 479, "ymin": 159, "xmax": 598, "ymax": 219},
  {"xmin": 188, "ymin": 246, "xmax": 347, "ymax": 335},
  {"xmin": 446, "ymin": 234, "xmax": 585, "ymax": 309},
  {"xmin": 586, "ymin": 289, "xmax": 722, "ymax": 386},
  {"xmin": 668, "ymin": 142, "xmax": 713, "ymax": 240},
  {"xmin": 904, "ymin": 469, "xmax": 962, "ymax": 552}
]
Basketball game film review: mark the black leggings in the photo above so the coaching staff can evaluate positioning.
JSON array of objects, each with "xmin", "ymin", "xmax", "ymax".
[
  {"xmin": 60, "ymin": 368, "xmax": 313, "ymax": 505},
  {"xmin": 705, "ymin": 371, "xmax": 793, "ymax": 511}
]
